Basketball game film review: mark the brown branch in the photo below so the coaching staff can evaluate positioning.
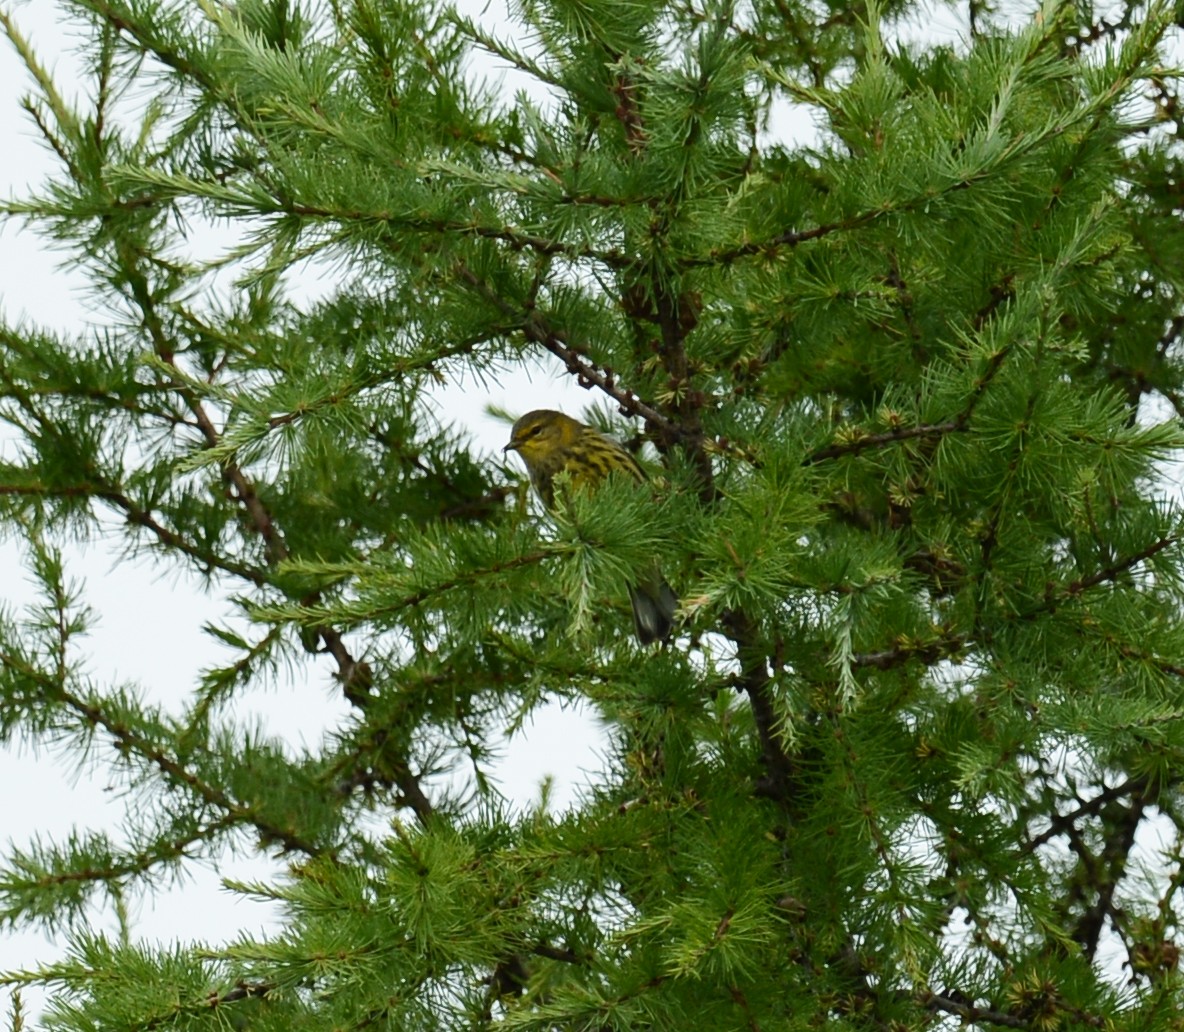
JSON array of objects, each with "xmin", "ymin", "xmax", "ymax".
[
  {"xmin": 803, "ymin": 422, "xmax": 963, "ymax": 465},
  {"xmin": 695, "ymin": 119, "xmax": 1087, "ymax": 271},
  {"xmin": 263, "ymin": 336, "xmax": 497, "ymax": 432},
  {"xmin": 42, "ymin": 481, "xmax": 265, "ymax": 585},
  {"xmin": 854, "ymin": 537, "xmax": 1179, "ymax": 672},
  {"xmin": 47, "ymin": 679, "xmax": 325, "ymax": 856},
  {"xmin": 769, "ymin": 0, "xmax": 826, "ymax": 87},
  {"xmin": 1017, "ymin": 535, "xmax": 1180, "ymax": 622},
  {"xmin": 532, "ymin": 942, "xmax": 582, "ymax": 964},
  {"xmin": 0, "ymin": 330, "xmax": 338, "ymax": 849},
  {"xmin": 828, "ymin": 941, "xmax": 1105, "ymax": 1030},
  {"xmin": 206, "ymin": 981, "xmax": 275, "ymax": 1007},
  {"xmin": 610, "ymin": 67, "xmax": 647, "ymax": 155},
  {"xmin": 650, "ymin": 271, "xmax": 715, "ymax": 497},
  {"xmin": 958, "ymin": 342, "xmax": 1014, "ymax": 427},
  {"xmin": 1025, "ymin": 777, "xmax": 1146, "ymax": 851},
  {"xmin": 455, "ymin": 265, "xmax": 762, "ymax": 476},
  {"xmin": 1064, "ymin": 536, "xmax": 1178, "ymax": 597},
  {"xmin": 851, "ymin": 633, "xmax": 965, "ymax": 670},
  {"xmin": 107, "ymin": 221, "xmax": 436, "ymax": 823},
  {"xmin": 804, "ymin": 332, "xmax": 1012, "ymax": 468},
  {"xmin": 598, "ymin": 50, "xmax": 716, "ymax": 496},
  {"xmin": 11, "ymin": 814, "xmax": 239, "ymax": 891},
  {"xmin": 721, "ymin": 609, "xmax": 794, "ymax": 802},
  {"xmin": 922, "ymin": 992, "xmax": 1046, "ymax": 1029},
  {"xmin": 1068, "ymin": 791, "xmax": 1148, "ymax": 960},
  {"xmin": 453, "ymin": 263, "xmax": 674, "ymax": 429},
  {"xmin": 531, "ymin": 320, "xmax": 677, "ymax": 429},
  {"xmin": 690, "ymin": 208, "xmax": 888, "ymax": 267},
  {"xmin": 364, "ymin": 550, "xmax": 551, "ymax": 620},
  {"xmin": 284, "ymin": 201, "xmax": 632, "ymax": 269},
  {"xmin": 728, "ymin": 984, "xmax": 763, "ymax": 1032},
  {"xmin": 483, "ymin": 954, "xmax": 530, "ymax": 1017}
]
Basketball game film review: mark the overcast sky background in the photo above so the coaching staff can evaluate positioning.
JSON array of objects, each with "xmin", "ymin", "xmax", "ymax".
[
  {"xmin": 0, "ymin": 0, "xmax": 611, "ymax": 999},
  {"xmin": 0, "ymin": 0, "xmax": 1120, "ymax": 1020}
]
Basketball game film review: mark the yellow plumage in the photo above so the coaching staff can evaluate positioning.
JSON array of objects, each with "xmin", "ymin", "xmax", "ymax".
[{"xmin": 505, "ymin": 409, "xmax": 677, "ymax": 644}]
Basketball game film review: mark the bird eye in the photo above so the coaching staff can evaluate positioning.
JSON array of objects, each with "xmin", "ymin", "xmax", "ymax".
[{"xmin": 526, "ymin": 425, "xmax": 543, "ymax": 438}]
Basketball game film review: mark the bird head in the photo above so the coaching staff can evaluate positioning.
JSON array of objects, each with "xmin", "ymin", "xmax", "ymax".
[{"xmin": 504, "ymin": 409, "xmax": 580, "ymax": 467}]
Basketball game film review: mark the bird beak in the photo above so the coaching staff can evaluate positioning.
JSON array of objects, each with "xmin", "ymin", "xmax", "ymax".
[{"xmin": 503, "ymin": 441, "xmax": 517, "ymax": 454}]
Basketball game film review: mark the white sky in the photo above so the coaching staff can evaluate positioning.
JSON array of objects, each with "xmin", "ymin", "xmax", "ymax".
[
  {"xmin": 2, "ymin": 0, "xmax": 1171, "ymax": 1021},
  {"xmin": 0, "ymin": 0, "xmax": 609, "ymax": 1004}
]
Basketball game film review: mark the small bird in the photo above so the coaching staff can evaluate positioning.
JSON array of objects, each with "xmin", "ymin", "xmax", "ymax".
[{"xmin": 505, "ymin": 409, "xmax": 677, "ymax": 644}]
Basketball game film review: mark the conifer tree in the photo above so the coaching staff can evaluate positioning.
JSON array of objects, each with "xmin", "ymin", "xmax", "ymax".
[{"xmin": 3, "ymin": 0, "xmax": 1184, "ymax": 1028}]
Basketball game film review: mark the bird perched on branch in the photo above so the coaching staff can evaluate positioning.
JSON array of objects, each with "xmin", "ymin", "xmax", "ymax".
[{"xmin": 505, "ymin": 409, "xmax": 677, "ymax": 644}]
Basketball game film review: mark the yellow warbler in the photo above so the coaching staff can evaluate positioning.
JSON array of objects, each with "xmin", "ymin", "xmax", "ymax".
[{"xmin": 505, "ymin": 409, "xmax": 677, "ymax": 644}]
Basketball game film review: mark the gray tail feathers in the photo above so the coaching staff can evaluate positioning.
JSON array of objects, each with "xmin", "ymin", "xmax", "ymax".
[{"xmin": 628, "ymin": 578, "xmax": 678, "ymax": 645}]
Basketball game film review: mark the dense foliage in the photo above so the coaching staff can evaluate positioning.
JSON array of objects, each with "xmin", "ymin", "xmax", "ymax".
[{"xmin": 3, "ymin": 0, "xmax": 1184, "ymax": 1027}]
